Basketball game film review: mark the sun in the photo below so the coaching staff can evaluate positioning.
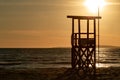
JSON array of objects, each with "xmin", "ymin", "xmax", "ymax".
[{"xmin": 84, "ymin": 0, "xmax": 106, "ymax": 13}]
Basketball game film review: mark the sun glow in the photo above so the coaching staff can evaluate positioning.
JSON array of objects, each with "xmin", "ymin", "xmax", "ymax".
[{"xmin": 84, "ymin": 0, "xmax": 106, "ymax": 13}]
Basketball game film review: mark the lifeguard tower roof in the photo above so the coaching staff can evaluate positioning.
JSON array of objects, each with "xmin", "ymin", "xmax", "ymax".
[{"xmin": 67, "ymin": 15, "xmax": 101, "ymax": 19}]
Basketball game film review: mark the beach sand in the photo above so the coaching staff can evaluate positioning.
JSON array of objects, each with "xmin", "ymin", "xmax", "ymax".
[{"xmin": 0, "ymin": 67, "xmax": 120, "ymax": 80}]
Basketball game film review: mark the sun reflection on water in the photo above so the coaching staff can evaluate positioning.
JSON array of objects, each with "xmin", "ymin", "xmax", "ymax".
[{"xmin": 96, "ymin": 63, "xmax": 109, "ymax": 68}]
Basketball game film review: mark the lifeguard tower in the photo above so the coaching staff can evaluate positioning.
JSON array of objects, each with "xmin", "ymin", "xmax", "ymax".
[{"xmin": 67, "ymin": 16, "xmax": 101, "ymax": 77}]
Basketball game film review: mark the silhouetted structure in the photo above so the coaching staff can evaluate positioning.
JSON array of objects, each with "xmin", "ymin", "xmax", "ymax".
[{"xmin": 67, "ymin": 16, "xmax": 101, "ymax": 78}]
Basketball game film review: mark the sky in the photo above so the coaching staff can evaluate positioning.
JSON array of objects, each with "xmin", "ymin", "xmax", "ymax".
[{"xmin": 0, "ymin": 0, "xmax": 120, "ymax": 48}]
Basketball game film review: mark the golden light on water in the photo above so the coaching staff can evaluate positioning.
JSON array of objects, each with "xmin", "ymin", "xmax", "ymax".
[
  {"xmin": 96, "ymin": 63, "xmax": 109, "ymax": 68},
  {"xmin": 84, "ymin": 0, "xmax": 106, "ymax": 13}
]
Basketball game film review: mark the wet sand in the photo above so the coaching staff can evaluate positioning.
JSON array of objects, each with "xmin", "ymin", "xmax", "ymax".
[{"xmin": 0, "ymin": 67, "xmax": 120, "ymax": 80}]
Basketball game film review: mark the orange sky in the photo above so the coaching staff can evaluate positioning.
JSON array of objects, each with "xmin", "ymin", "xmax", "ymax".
[{"xmin": 0, "ymin": 0, "xmax": 120, "ymax": 48}]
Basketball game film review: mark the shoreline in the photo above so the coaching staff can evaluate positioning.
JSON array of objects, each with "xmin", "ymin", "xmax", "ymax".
[{"xmin": 0, "ymin": 67, "xmax": 120, "ymax": 80}]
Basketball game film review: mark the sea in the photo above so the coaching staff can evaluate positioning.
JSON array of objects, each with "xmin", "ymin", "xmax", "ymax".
[{"xmin": 0, "ymin": 47, "xmax": 120, "ymax": 69}]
